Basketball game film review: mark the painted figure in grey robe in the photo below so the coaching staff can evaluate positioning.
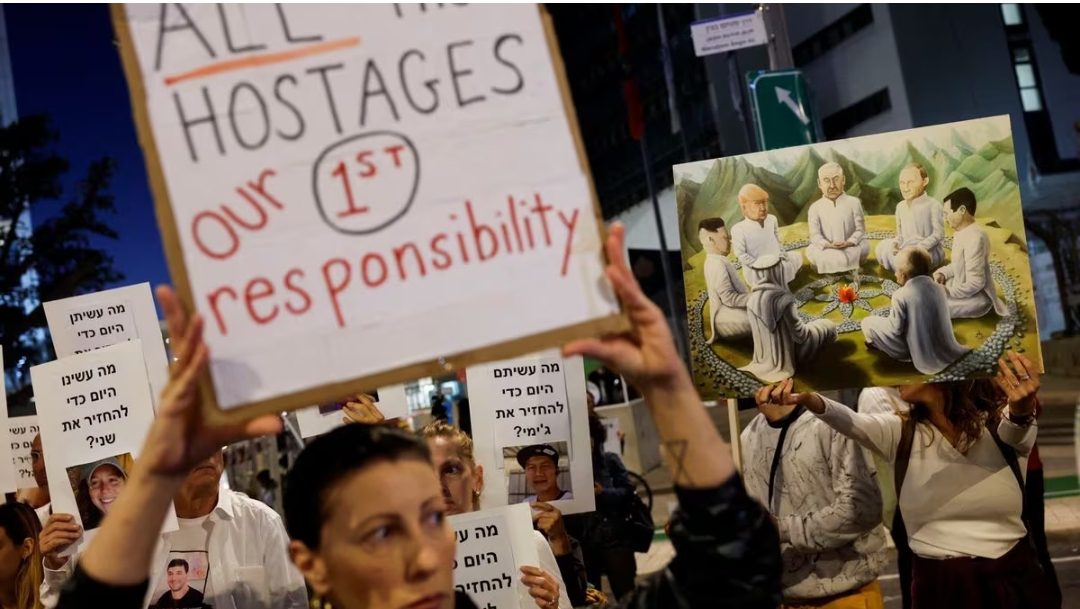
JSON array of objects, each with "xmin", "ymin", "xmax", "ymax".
[
  {"xmin": 805, "ymin": 162, "xmax": 870, "ymax": 274},
  {"xmin": 862, "ymin": 246, "xmax": 970, "ymax": 375},
  {"xmin": 741, "ymin": 254, "xmax": 837, "ymax": 383},
  {"xmin": 933, "ymin": 187, "xmax": 1008, "ymax": 319},
  {"xmin": 698, "ymin": 217, "xmax": 751, "ymax": 343},
  {"xmin": 730, "ymin": 183, "xmax": 803, "ymax": 288},
  {"xmin": 875, "ymin": 163, "xmax": 945, "ymax": 272}
]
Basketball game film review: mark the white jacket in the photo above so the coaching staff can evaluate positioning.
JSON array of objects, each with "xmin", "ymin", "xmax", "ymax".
[
  {"xmin": 741, "ymin": 410, "xmax": 888, "ymax": 601},
  {"xmin": 41, "ymin": 489, "xmax": 307, "ymax": 609}
]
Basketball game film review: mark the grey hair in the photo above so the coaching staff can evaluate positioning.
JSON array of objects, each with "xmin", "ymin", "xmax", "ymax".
[{"xmin": 817, "ymin": 162, "xmax": 844, "ymax": 178}]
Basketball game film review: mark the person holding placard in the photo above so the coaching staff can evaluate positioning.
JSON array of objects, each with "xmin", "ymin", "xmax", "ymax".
[
  {"xmin": 760, "ymin": 353, "xmax": 1057, "ymax": 609},
  {"xmin": 39, "ymin": 451, "xmax": 307, "ymax": 609},
  {"xmin": 340, "ymin": 401, "xmax": 582, "ymax": 608},
  {"xmin": 49, "ymin": 225, "xmax": 781, "ymax": 609}
]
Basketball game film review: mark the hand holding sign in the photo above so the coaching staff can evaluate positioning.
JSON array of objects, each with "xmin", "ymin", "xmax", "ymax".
[
  {"xmin": 530, "ymin": 502, "xmax": 570, "ymax": 557},
  {"xmin": 140, "ymin": 287, "xmax": 284, "ymax": 478},
  {"xmin": 520, "ymin": 565, "xmax": 561, "ymax": 609},
  {"xmin": 563, "ymin": 224, "xmax": 690, "ymax": 392},
  {"xmin": 40, "ymin": 513, "xmax": 82, "ymax": 570},
  {"xmin": 340, "ymin": 394, "xmax": 386, "ymax": 426}
]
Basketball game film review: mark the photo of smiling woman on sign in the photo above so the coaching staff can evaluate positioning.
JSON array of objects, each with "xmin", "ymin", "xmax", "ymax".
[{"xmin": 65, "ymin": 454, "xmax": 133, "ymax": 531}]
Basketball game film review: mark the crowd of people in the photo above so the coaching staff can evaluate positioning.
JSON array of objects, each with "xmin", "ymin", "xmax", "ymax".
[{"xmin": 0, "ymin": 223, "xmax": 1061, "ymax": 609}]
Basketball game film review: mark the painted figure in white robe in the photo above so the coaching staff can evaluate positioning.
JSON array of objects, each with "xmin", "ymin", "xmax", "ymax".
[
  {"xmin": 730, "ymin": 183, "xmax": 803, "ymax": 288},
  {"xmin": 740, "ymin": 254, "xmax": 837, "ymax": 383},
  {"xmin": 862, "ymin": 247, "xmax": 970, "ymax": 375},
  {"xmin": 875, "ymin": 163, "xmax": 945, "ymax": 272},
  {"xmin": 805, "ymin": 162, "xmax": 870, "ymax": 274},
  {"xmin": 698, "ymin": 218, "xmax": 752, "ymax": 342},
  {"xmin": 933, "ymin": 187, "xmax": 1008, "ymax": 319}
]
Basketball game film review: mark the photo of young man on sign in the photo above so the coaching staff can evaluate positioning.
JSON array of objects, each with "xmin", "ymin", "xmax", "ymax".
[{"xmin": 505, "ymin": 442, "xmax": 575, "ymax": 505}]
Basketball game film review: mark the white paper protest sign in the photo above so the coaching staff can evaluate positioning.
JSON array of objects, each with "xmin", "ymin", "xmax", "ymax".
[
  {"xmin": 690, "ymin": 11, "xmax": 768, "ymax": 57},
  {"xmin": 112, "ymin": 4, "xmax": 625, "ymax": 420},
  {"xmin": 294, "ymin": 384, "xmax": 409, "ymax": 439},
  {"xmin": 31, "ymin": 340, "xmax": 178, "ymax": 555},
  {"xmin": 44, "ymin": 284, "xmax": 170, "ymax": 412},
  {"xmin": 489, "ymin": 357, "xmax": 570, "ymax": 451},
  {"xmin": 469, "ymin": 351, "xmax": 595, "ymax": 515},
  {"xmin": 8, "ymin": 415, "xmax": 39, "ymax": 491},
  {"xmin": 0, "ymin": 350, "xmax": 15, "ymax": 494},
  {"xmin": 449, "ymin": 504, "xmax": 538, "ymax": 609}
]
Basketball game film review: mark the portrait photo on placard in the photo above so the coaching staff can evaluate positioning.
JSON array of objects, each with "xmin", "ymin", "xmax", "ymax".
[
  {"xmin": 149, "ymin": 551, "xmax": 211, "ymax": 609},
  {"xmin": 65, "ymin": 453, "xmax": 133, "ymax": 531},
  {"xmin": 504, "ymin": 442, "xmax": 575, "ymax": 505}
]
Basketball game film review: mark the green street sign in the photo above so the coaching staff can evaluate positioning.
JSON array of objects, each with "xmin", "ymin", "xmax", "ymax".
[{"xmin": 746, "ymin": 69, "xmax": 823, "ymax": 151}]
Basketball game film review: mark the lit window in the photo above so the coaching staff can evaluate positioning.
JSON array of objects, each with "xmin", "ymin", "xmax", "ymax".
[
  {"xmin": 1020, "ymin": 88, "xmax": 1043, "ymax": 112},
  {"xmin": 1015, "ymin": 63, "xmax": 1036, "ymax": 88},
  {"xmin": 1001, "ymin": 4, "xmax": 1023, "ymax": 26}
]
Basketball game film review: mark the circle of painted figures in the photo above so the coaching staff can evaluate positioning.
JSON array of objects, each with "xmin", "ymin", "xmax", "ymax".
[{"xmin": 693, "ymin": 232, "xmax": 1028, "ymax": 396}]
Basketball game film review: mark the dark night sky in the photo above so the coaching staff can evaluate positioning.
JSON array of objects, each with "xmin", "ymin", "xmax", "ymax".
[{"xmin": 6, "ymin": 3, "xmax": 170, "ymax": 298}]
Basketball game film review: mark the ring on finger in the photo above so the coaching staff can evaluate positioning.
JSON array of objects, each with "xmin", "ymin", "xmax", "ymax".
[{"xmin": 1019, "ymin": 374, "xmax": 1030, "ymax": 381}]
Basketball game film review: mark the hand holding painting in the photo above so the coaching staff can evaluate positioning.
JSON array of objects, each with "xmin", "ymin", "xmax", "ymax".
[{"xmin": 40, "ymin": 513, "xmax": 82, "ymax": 570}]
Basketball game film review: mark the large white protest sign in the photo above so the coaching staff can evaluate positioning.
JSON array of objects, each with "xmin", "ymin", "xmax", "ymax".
[
  {"xmin": 294, "ymin": 384, "xmax": 409, "ymax": 439},
  {"xmin": 488, "ymin": 356, "xmax": 570, "ymax": 451},
  {"xmin": 0, "ymin": 350, "xmax": 15, "ymax": 494},
  {"xmin": 449, "ymin": 504, "xmax": 538, "ymax": 609},
  {"xmin": 44, "ymin": 283, "xmax": 170, "ymax": 412},
  {"xmin": 32, "ymin": 341, "xmax": 177, "ymax": 555},
  {"xmin": 469, "ymin": 351, "xmax": 594, "ymax": 515},
  {"xmin": 112, "ymin": 4, "xmax": 626, "ymax": 422},
  {"xmin": 8, "ymin": 415, "xmax": 39, "ymax": 491}
]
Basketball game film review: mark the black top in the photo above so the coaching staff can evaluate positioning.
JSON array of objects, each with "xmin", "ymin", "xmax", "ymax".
[
  {"xmin": 152, "ymin": 586, "xmax": 206, "ymax": 608},
  {"xmin": 54, "ymin": 475, "xmax": 781, "ymax": 609}
]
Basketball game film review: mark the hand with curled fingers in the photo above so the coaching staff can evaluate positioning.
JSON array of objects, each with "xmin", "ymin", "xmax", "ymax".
[
  {"xmin": 753, "ymin": 379, "xmax": 825, "ymax": 414},
  {"xmin": 41, "ymin": 513, "xmax": 82, "ymax": 570},
  {"xmin": 994, "ymin": 351, "xmax": 1040, "ymax": 419},
  {"xmin": 340, "ymin": 394, "xmax": 386, "ymax": 425},
  {"xmin": 144, "ymin": 286, "xmax": 284, "ymax": 478},
  {"xmin": 520, "ymin": 565, "xmax": 561, "ymax": 609}
]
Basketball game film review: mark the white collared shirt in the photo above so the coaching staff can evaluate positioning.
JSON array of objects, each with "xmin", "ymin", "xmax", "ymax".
[{"xmin": 41, "ymin": 489, "xmax": 307, "ymax": 609}]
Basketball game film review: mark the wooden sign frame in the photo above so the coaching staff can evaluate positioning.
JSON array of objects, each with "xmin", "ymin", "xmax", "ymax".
[{"xmin": 110, "ymin": 4, "xmax": 629, "ymax": 424}]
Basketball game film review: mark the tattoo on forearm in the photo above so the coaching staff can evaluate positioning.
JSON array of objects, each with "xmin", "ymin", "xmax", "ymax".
[{"xmin": 663, "ymin": 439, "xmax": 691, "ymax": 484}]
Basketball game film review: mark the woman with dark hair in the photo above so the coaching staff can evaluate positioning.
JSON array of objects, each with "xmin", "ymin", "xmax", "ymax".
[
  {"xmin": 51, "ymin": 225, "xmax": 782, "ymax": 609},
  {"xmin": 0, "ymin": 501, "xmax": 45, "ymax": 609},
  {"xmin": 761, "ymin": 352, "xmax": 1057, "ymax": 609}
]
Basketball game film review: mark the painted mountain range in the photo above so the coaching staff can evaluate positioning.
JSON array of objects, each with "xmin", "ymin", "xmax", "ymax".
[{"xmin": 676, "ymin": 129, "xmax": 1023, "ymax": 265}]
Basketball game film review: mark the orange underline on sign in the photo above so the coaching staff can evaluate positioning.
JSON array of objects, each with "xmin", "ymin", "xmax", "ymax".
[{"xmin": 163, "ymin": 37, "xmax": 361, "ymax": 86}]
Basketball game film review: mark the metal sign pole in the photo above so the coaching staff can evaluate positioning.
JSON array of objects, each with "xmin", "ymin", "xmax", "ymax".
[{"xmin": 759, "ymin": 4, "xmax": 794, "ymax": 70}]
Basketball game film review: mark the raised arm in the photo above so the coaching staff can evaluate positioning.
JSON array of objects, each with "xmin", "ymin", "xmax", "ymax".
[
  {"xmin": 565, "ymin": 223, "xmax": 780, "ymax": 608},
  {"xmin": 992, "ymin": 352, "xmax": 1041, "ymax": 457},
  {"xmin": 759, "ymin": 381, "xmax": 902, "ymax": 462},
  {"xmin": 56, "ymin": 288, "xmax": 283, "ymax": 609},
  {"xmin": 777, "ymin": 430, "xmax": 883, "ymax": 553}
]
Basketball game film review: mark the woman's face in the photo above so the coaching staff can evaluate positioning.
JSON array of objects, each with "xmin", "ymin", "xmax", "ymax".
[
  {"xmin": 297, "ymin": 459, "xmax": 456, "ymax": 609},
  {"xmin": 898, "ymin": 383, "xmax": 940, "ymax": 407},
  {"xmin": 0, "ymin": 528, "xmax": 27, "ymax": 584},
  {"xmin": 427, "ymin": 437, "xmax": 482, "ymax": 516},
  {"xmin": 89, "ymin": 464, "xmax": 126, "ymax": 515}
]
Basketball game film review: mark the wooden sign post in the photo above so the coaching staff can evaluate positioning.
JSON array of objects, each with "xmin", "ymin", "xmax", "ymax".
[{"xmin": 111, "ymin": 4, "xmax": 626, "ymax": 422}]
